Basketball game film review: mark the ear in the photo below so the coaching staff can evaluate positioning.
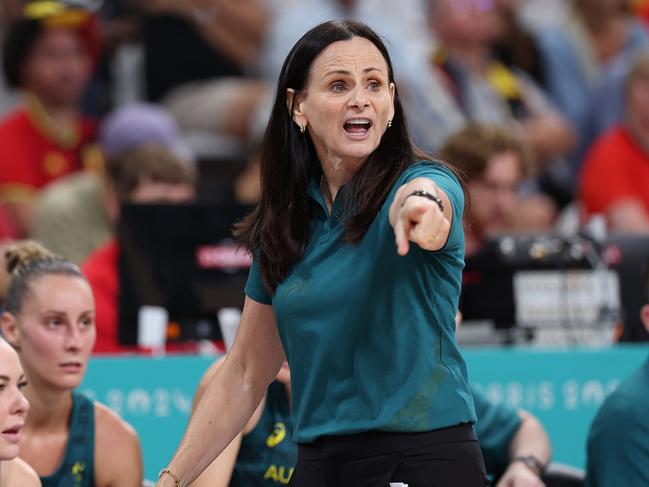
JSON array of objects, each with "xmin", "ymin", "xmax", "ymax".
[
  {"xmin": 388, "ymin": 82, "xmax": 396, "ymax": 125},
  {"xmin": 1, "ymin": 312, "xmax": 21, "ymax": 350},
  {"xmin": 286, "ymin": 88, "xmax": 307, "ymax": 132},
  {"xmin": 641, "ymin": 304, "xmax": 649, "ymax": 334}
]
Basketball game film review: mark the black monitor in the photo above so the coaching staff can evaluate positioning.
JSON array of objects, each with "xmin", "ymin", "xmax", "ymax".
[
  {"xmin": 460, "ymin": 233, "xmax": 649, "ymax": 343},
  {"xmin": 117, "ymin": 202, "xmax": 252, "ymax": 346}
]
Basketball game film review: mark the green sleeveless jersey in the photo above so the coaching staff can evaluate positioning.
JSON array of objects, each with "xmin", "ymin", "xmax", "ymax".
[
  {"xmin": 41, "ymin": 392, "xmax": 95, "ymax": 487},
  {"xmin": 231, "ymin": 381, "xmax": 296, "ymax": 486}
]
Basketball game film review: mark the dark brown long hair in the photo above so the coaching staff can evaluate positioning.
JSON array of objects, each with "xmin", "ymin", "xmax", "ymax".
[{"xmin": 235, "ymin": 20, "xmax": 430, "ymax": 293}]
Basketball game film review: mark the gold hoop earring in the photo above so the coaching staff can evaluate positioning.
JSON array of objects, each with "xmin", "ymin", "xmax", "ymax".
[{"xmin": 387, "ymin": 120, "xmax": 392, "ymax": 128}]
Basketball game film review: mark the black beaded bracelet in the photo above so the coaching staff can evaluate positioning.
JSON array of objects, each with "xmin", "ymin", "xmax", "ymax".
[{"xmin": 402, "ymin": 189, "xmax": 444, "ymax": 213}]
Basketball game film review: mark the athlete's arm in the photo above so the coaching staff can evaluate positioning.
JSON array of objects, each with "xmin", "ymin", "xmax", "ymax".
[
  {"xmin": 158, "ymin": 296, "xmax": 285, "ymax": 486},
  {"xmin": 189, "ymin": 358, "xmax": 267, "ymax": 487}
]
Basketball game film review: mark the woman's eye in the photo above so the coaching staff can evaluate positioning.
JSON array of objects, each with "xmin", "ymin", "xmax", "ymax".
[
  {"xmin": 0, "ymin": 384, "xmax": 5, "ymax": 392},
  {"xmin": 18, "ymin": 381, "xmax": 28, "ymax": 390},
  {"xmin": 331, "ymin": 82, "xmax": 346, "ymax": 93},
  {"xmin": 368, "ymin": 81, "xmax": 381, "ymax": 91},
  {"xmin": 80, "ymin": 318, "xmax": 94, "ymax": 328},
  {"xmin": 46, "ymin": 318, "xmax": 62, "ymax": 327}
]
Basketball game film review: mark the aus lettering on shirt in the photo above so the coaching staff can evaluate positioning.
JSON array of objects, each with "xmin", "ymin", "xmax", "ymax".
[{"xmin": 263, "ymin": 464, "xmax": 294, "ymax": 484}]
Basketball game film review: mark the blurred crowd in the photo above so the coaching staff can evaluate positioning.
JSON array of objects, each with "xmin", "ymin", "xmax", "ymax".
[
  {"xmin": 0, "ymin": 1, "xmax": 649, "ymax": 486},
  {"xmin": 0, "ymin": 0, "xmax": 647, "ymax": 349},
  {"xmin": 0, "ymin": 0, "xmax": 646, "ymax": 311}
]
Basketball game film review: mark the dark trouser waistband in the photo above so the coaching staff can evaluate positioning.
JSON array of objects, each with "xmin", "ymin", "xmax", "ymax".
[{"xmin": 297, "ymin": 423, "xmax": 476, "ymax": 461}]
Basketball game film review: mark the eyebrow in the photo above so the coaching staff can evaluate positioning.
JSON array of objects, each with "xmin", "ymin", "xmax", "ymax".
[
  {"xmin": 41, "ymin": 309, "xmax": 66, "ymax": 315},
  {"xmin": 0, "ymin": 374, "xmax": 26, "ymax": 382},
  {"xmin": 41, "ymin": 309, "xmax": 93, "ymax": 315},
  {"xmin": 323, "ymin": 67, "xmax": 385, "ymax": 77}
]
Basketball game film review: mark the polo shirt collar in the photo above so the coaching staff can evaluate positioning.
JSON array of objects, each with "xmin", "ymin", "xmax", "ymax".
[{"xmin": 307, "ymin": 175, "xmax": 346, "ymax": 218}]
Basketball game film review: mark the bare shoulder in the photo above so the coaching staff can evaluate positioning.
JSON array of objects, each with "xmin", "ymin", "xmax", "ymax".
[
  {"xmin": 95, "ymin": 402, "xmax": 140, "ymax": 446},
  {"xmin": 3, "ymin": 457, "xmax": 42, "ymax": 487},
  {"xmin": 94, "ymin": 402, "xmax": 143, "ymax": 487}
]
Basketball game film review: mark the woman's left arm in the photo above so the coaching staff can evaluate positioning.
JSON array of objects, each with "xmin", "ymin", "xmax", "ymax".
[{"xmin": 389, "ymin": 177, "xmax": 454, "ymax": 256}]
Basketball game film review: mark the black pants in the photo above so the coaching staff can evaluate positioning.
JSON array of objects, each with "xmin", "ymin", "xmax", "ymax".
[{"xmin": 289, "ymin": 424, "xmax": 489, "ymax": 487}]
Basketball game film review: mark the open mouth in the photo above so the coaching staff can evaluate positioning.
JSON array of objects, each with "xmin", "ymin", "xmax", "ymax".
[
  {"xmin": 1, "ymin": 425, "xmax": 23, "ymax": 442},
  {"xmin": 343, "ymin": 118, "xmax": 372, "ymax": 135}
]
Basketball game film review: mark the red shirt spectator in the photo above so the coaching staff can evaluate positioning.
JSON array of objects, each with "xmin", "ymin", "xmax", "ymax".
[
  {"xmin": 1, "ymin": 7, "xmax": 99, "ymax": 235},
  {"xmin": 580, "ymin": 125, "xmax": 649, "ymax": 221},
  {"xmin": 0, "ymin": 101, "xmax": 98, "ymax": 203}
]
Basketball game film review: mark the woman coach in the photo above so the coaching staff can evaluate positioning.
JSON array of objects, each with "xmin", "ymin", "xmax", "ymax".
[{"xmin": 158, "ymin": 20, "xmax": 487, "ymax": 487}]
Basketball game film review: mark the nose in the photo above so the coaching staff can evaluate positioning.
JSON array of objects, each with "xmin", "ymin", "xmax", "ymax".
[
  {"xmin": 348, "ymin": 86, "xmax": 370, "ymax": 109},
  {"xmin": 64, "ymin": 325, "xmax": 82, "ymax": 352},
  {"xmin": 10, "ymin": 388, "xmax": 30, "ymax": 415}
]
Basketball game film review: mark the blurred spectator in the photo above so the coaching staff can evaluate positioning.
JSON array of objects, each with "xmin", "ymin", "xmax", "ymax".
[
  {"xmin": 534, "ymin": 0, "xmax": 649, "ymax": 157},
  {"xmin": 32, "ymin": 102, "xmax": 194, "ymax": 263},
  {"xmin": 82, "ymin": 0, "xmax": 141, "ymax": 116},
  {"xmin": 492, "ymin": 0, "xmax": 547, "ymax": 90},
  {"xmin": 579, "ymin": 52, "xmax": 649, "ymax": 232},
  {"xmin": 131, "ymin": 0, "xmax": 270, "ymax": 157},
  {"xmin": 0, "ymin": 1, "xmax": 100, "ymax": 236},
  {"xmin": 440, "ymin": 124, "xmax": 554, "ymax": 257},
  {"xmin": 81, "ymin": 144, "xmax": 197, "ymax": 354},
  {"xmin": 516, "ymin": 0, "xmax": 568, "ymax": 32},
  {"xmin": 585, "ymin": 259, "xmax": 649, "ymax": 486},
  {"xmin": 402, "ymin": 0, "xmax": 576, "ymax": 208}
]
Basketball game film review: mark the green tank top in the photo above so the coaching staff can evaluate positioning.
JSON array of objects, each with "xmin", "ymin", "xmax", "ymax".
[
  {"xmin": 41, "ymin": 392, "xmax": 95, "ymax": 487},
  {"xmin": 230, "ymin": 381, "xmax": 296, "ymax": 486}
]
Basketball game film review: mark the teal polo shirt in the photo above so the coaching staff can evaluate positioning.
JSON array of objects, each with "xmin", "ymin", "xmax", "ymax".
[
  {"xmin": 245, "ymin": 160, "xmax": 476, "ymax": 443},
  {"xmin": 586, "ymin": 355, "xmax": 649, "ymax": 487}
]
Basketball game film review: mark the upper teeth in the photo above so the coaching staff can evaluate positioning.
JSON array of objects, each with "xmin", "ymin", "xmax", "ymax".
[{"xmin": 347, "ymin": 119, "xmax": 370, "ymax": 124}]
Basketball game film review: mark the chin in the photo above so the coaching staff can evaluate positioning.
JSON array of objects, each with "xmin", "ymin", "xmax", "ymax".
[
  {"xmin": 341, "ymin": 143, "xmax": 380, "ymax": 160},
  {"xmin": 53, "ymin": 376, "xmax": 85, "ymax": 391},
  {"xmin": 0, "ymin": 444, "xmax": 19, "ymax": 461}
]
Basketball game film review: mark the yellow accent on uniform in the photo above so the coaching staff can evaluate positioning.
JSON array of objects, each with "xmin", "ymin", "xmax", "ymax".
[
  {"xmin": 263, "ymin": 464, "xmax": 294, "ymax": 484},
  {"xmin": 266, "ymin": 422, "xmax": 287, "ymax": 448}
]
